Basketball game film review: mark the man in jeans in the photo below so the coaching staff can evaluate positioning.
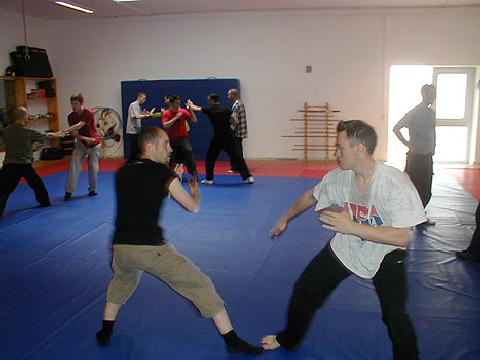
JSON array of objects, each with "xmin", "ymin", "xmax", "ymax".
[
  {"xmin": 262, "ymin": 120, "xmax": 425, "ymax": 359},
  {"xmin": 63, "ymin": 93, "xmax": 101, "ymax": 201}
]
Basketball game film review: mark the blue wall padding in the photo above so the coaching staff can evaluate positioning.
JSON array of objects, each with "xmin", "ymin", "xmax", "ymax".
[{"xmin": 121, "ymin": 78, "xmax": 240, "ymax": 160}]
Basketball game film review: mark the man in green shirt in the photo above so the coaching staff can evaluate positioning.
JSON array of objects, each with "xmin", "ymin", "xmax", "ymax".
[{"xmin": 0, "ymin": 106, "xmax": 64, "ymax": 218}]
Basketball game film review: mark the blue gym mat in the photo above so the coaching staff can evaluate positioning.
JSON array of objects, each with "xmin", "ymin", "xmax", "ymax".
[{"xmin": 0, "ymin": 170, "xmax": 479, "ymax": 359}]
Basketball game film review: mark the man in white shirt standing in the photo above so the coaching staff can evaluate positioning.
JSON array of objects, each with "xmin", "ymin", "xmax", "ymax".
[
  {"xmin": 262, "ymin": 120, "xmax": 425, "ymax": 359},
  {"xmin": 393, "ymin": 84, "xmax": 436, "ymax": 212},
  {"xmin": 126, "ymin": 92, "xmax": 154, "ymax": 162}
]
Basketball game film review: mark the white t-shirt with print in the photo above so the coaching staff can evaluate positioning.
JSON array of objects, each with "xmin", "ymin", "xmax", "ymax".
[
  {"xmin": 397, "ymin": 104, "xmax": 436, "ymax": 154},
  {"xmin": 313, "ymin": 162, "xmax": 426, "ymax": 279}
]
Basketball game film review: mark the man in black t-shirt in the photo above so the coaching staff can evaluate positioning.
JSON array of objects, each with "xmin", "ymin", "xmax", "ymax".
[
  {"xmin": 96, "ymin": 126, "xmax": 262, "ymax": 355},
  {"xmin": 187, "ymin": 93, "xmax": 253, "ymax": 185}
]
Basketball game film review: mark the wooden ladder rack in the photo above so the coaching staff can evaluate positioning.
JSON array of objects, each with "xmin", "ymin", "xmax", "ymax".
[{"xmin": 283, "ymin": 102, "xmax": 340, "ymax": 161}]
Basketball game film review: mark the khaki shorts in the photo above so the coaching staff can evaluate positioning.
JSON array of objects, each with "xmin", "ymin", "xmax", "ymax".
[{"xmin": 106, "ymin": 243, "xmax": 225, "ymax": 318}]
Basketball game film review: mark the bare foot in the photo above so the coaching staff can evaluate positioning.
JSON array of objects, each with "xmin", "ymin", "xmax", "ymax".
[{"xmin": 261, "ymin": 335, "xmax": 280, "ymax": 350}]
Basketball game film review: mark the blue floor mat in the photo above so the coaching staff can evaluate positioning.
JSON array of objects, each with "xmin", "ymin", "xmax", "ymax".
[{"xmin": 0, "ymin": 170, "xmax": 479, "ymax": 359}]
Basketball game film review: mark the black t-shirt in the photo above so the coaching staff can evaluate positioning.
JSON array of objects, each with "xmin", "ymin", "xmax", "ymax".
[
  {"xmin": 202, "ymin": 104, "xmax": 234, "ymax": 136},
  {"xmin": 113, "ymin": 159, "xmax": 177, "ymax": 245}
]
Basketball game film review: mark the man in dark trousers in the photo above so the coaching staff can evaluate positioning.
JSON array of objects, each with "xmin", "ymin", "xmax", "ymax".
[
  {"xmin": 187, "ymin": 94, "xmax": 253, "ymax": 185},
  {"xmin": 227, "ymin": 88, "xmax": 248, "ymax": 173},
  {"xmin": 393, "ymin": 84, "xmax": 436, "ymax": 221},
  {"xmin": 162, "ymin": 94, "xmax": 198, "ymax": 178},
  {"xmin": 96, "ymin": 126, "xmax": 262, "ymax": 355},
  {"xmin": 457, "ymin": 202, "xmax": 480, "ymax": 261},
  {"xmin": 0, "ymin": 106, "xmax": 64, "ymax": 217},
  {"xmin": 262, "ymin": 120, "xmax": 425, "ymax": 359}
]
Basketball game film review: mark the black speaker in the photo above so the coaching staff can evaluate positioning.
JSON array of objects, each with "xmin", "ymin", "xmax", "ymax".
[{"xmin": 10, "ymin": 46, "xmax": 53, "ymax": 78}]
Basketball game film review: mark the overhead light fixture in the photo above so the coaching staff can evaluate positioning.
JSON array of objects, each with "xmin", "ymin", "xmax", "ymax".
[{"xmin": 53, "ymin": 1, "xmax": 94, "ymax": 14}]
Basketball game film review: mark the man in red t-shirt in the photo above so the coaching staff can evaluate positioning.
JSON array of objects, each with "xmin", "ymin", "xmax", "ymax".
[
  {"xmin": 63, "ymin": 93, "xmax": 101, "ymax": 201},
  {"xmin": 161, "ymin": 94, "xmax": 197, "ymax": 177}
]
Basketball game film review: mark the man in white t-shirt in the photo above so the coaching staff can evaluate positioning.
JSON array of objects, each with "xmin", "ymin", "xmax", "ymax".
[
  {"xmin": 126, "ymin": 92, "xmax": 154, "ymax": 162},
  {"xmin": 261, "ymin": 120, "xmax": 425, "ymax": 359},
  {"xmin": 393, "ymin": 84, "xmax": 436, "ymax": 211}
]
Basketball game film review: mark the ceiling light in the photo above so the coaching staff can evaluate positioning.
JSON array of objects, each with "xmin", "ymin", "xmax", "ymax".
[{"xmin": 53, "ymin": 1, "xmax": 94, "ymax": 14}]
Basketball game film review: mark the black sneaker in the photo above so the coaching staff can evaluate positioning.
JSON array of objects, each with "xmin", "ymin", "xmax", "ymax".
[
  {"xmin": 456, "ymin": 250, "xmax": 480, "ymax": 262},
  {"xmin": 64, "ymin": 192, "xmax": 72, "ymax": 201},
  {"xmin": 88, "ymin": 190, "xmax": 98, "ymax": 197}
]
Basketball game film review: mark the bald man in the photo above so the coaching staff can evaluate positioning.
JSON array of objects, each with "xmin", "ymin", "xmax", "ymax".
[
  {"xmin": 227, "ymin": 88, "xmax": 248, "ymax": 173},
  {"xmin": 0, "ymin": 106, "xmax": 64, "ymax": 217}
]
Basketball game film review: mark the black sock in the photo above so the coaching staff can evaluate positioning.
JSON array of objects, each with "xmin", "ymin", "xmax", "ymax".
[
  {"xmin": 222, "ymin": 330, "xmax": 263, "ymax": 355},
  {"xmin": 96, "ymin": 320, "xmax": 115, "ymax": 346}
]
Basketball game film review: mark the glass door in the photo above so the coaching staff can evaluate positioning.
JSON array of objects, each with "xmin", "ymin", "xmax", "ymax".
[{"xmin": 432, "ymin": 67, "xmax": 476, "ymax": 163}]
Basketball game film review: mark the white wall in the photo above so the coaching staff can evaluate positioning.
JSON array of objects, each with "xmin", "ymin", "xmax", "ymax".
[
  {"xmin": 385, "ymin": 8, "xmax": 480, "ymax": 164},
  {"xmin": 2, "ymin": 6, "xmax": 479, "ymax": 161},
  {"xmin": 0, "ymin": 9, "xmax": 50, "ymax": 164},
  {"xmin": 0, "ymin": 9, "xmax": 50, "ymax": 72}
]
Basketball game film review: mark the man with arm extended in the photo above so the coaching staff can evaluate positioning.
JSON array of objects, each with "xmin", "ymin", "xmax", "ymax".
[
  {"xmin": 96, "ymin": 126, "xmax": 262, "ymax": 355},
  {"xmin": 187, "ymin": 94, "xmax": 253, "ymax": 185},
  {"xmin": 63, "ymin": 93, "xmax": 101, "ymax": 201},
  {"xmin": 125, "ymin": 91, "xmax": 154, "ymax": 162},
  {"xmin": 0, "ymin": 106, "xmax": 64, "ymax": 217},
  {"xmin": 262, "ymin": 120, "xmax": 425, "ymax": 359}
]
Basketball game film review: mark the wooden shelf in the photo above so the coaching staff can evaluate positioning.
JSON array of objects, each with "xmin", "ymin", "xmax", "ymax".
[{"xmin": 1, "ymin": 77, "xmax": 59, "ymax": 151}]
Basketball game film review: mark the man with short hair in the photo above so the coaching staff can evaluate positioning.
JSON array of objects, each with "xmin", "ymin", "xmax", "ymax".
[
  {"xmin": 227, "ymin": 88, "xmax": 248, "ymax": 173},
  {"xmin": 187, "ymin": 94, "xmax": 253, "ymax": 185},
  {"xmin": 162, "ymin": 94, "xmax": 197, "ymax": 178},
  {"xmin": 96, "ymin": 126, "xmax": 262, "ymax": 355},
  {"xmin": 393, "ymin": 84, "xmax": 436, "ymax": 211},
  {"xmin": 63, "ymin": 93, "xmax": 101, "ymax": 201},
  {"xmin": 0, "ymin": 106, "xmax": 64, "ymax": 217},
  {"xmin": 125, "ymin": 92, "xmax": 154, "ymax": 162},
  {"xmin": 262, "ymin": 120, "xmax": 425, "ymax": 359}
]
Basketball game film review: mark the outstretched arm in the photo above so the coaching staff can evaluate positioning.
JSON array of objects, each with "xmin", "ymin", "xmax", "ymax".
[
  {"xmin": 187, "ymin": 106, "xmax": 198, "ymax": 123},
  {"xmin": 187, "ymin": 99, "xmax": 202, "ymax": 112},
  {"xmin": 46, "ymin": 130, "xmax": 66, "ymax": 139},
  {"xmin": 65, "ymin": 121, "xmax": 85, "ymax": 133},
  {"xmin": 270, "ymin": 189, "xmax": 316, "ymax": 238}
]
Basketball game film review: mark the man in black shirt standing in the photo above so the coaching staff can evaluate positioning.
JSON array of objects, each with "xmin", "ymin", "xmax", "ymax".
[
  {"xmin": 96, "ymin": 126, "xmax": 262, "ymax": 355},
  {"xmin": 187, "ymin": 94, "xmax": 253, "ymax": 185}
]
